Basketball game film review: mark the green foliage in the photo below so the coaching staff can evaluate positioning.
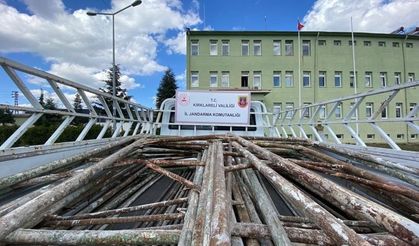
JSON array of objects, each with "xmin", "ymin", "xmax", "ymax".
[
  {"xmin": 72, "ymin": 93, "xmax": 88, "ymax": 125},
  {"xmin": 0, "ymin": 109, "xmax": 15, "ymax": 125},
  {"xmin": 156, "ymin": 68, "xmax": 177, "ymax": 109}
]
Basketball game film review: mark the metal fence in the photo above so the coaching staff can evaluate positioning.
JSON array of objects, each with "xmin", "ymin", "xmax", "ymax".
[
  {"xmin": 272, "ymin": 81, "xmax": 419, "ymax": 150},
  {"xmin": 0, "ymin": 57, "xmax": 154, "ymax": 153}
]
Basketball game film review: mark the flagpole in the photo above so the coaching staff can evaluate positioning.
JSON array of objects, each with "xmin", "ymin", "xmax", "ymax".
[
  {"xmin": 298, "ymin": 21, "xmax": 302, "ymax": 119},
  {"xmin": 351, "ymin": 16, "xmax": 359, "ymax": 136}
]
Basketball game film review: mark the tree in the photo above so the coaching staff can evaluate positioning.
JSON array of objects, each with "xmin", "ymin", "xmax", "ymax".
[
  {"xmin": 73, "ymin": 93, "xmax": 82, "ymax": 111},
  {"xmin": 96, "ymin": 65, "xmax": 131, "ymax": 115},
  {"xmin": 0, "ymin": 109, "xmax": 15, "ymax": 125},
  {"xmin": 35, "ymin": 97, "xmax": 62, "ymax": 126},
  {"xmin": 156, "ymin": 68, "xmax": 177, "ymax": 109},
  {"xmin": 39, "ymin": 89, "xmax": 45, "ymax": 107},
  {"xmin": 72, "ymin": 93, "xmax": 88, "ymax": 125}
]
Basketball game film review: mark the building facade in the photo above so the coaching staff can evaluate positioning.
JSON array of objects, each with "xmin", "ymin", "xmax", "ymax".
[{"xmin": 186, "ymin": 30, "xmax": 419, "ymax": 143}]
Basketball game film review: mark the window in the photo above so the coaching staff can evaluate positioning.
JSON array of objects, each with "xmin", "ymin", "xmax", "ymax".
[
  {"xmin": 241, "ymin": 71, "xmax": 249, "ymax": 87},
  {"xmin": 191, "ymin": 40, "xmax": 199, "ymax": 56},
  {"xmin": 241, "ymin": 40, "xmax": 249, "ymax": 56},
  {"xmin": 303, "ymin": 103, "xmax": 311, "ymax": 118},
  {"xmin": 365, "ymin": 72, "xmax": 372, "ymax": 87},
  {"xmin": 254, "ymin": 40, "xmax": 262, "ymax": 56},
  {"xmin": 273, "ymin": 71, "xmax": 281, "ymax": 87},
  {"xmin": 394, "ymin": 72, "xmax": 401, "ymax": 85},
  {"xmin": 273, "ymin": 40, "xmax": 281, "ymax": 55},
  {"xmin": 350, "ymin": 102, "xmax": 356, "ymax": 119},
  {"xmin": 411, "ymin": 134, "xmax": 417, "ymax": 139},
  {"xmin": 365, "ymin": 102, "xmax": 373, "ymax": 118},
  {"xmin": 273, "ymin": 102, "xmax": 282, "ymax": 119},
  {"xmin": 334, "ymin": 71, "xmax": 342, "ymax": 87},
  {"xmin": 222, "ymin": 40, "xmax": 230, "ymax": 56},
  {"xmin": 378, "ymin": 41, "xmax": 386, "ymax": 47},
  {"xmin": 381, "ymin": 106, "xmax": 388, "ymax": 119},
  {"xmin": 209, "ymin": 40, "xmax": 218, "ymax": 56},
  {"xmin": 285, "ymin": 71, "xmax": 294, "ymax": 87},
  {"xmin": 334, "ymin": 40, "xmax": 341, "ymax": 46},
  {"xmin": 319, "ymin": 71, "xmax": 326, "ymax": 87},
  {"xmin": 303, "ymin": 71, "xmax": 311, "ymax": 87},
  {"xmin": 406, "ymin": 42, "xmax": 413, "ymax": 48},
  {"xmin": 319, "ymin": 105, "xmax": 326, "ymax": 119},
  {"xmin": 392, "ymin": 42, "xmax": 400, "ymax": 47},
  {"xmin": 191, "ymin": 71, "xmax": 199, "ymax": 87},
  {"xmin": 410, "ymin": 103, "xmax": 417, "ymax": 117},
  {"xmin": 302, "ymin": 40, "xmax": 311, "ymax": 56},
  {"xmin": 408, "ymin": 73, "xmax": 415, "ymax": 82},
  {"xmin": 285, "ymin": 40, "xmax": 294, "ymax": 56},
  {"xmin": 395, "ymin": 103, "xmax": 403, "ymax": 118},
  {"xmin": 318, "ymin": 40, "xmax": 326, "ymax": 46},
  {"xmin": 335, "ymin": 103, "xmax": 342, "ymax": 118},
  {"xmin": 253, "ymin": 71, "xmax": 262, "ymax": 89},
  {"xmin": 336, "ymin": 134, "xmax": 344, "ymax": 139},
  {"xmin": 349, "ymin": 40, "xmax": 356, "ymax": 46},
  {"xmin": 209, "ymin": 72, "xmax": 218, "ymax": 87},
  {"xmin": 221, "ymin": 72, "xmax": 229, "ymax": 87},
  {"xmin": 380, "ymin": 72, "xmax": 387, "ymax": 87},
  {"xmin": 397, "ymin": 134, "xmax": 405, "ymax": 139},
  {"xmin": 349, "ymin": 71, "xmax": 356, "ymax": 88},
  {"xmin": 364, "ymin": 41, "xmax": 371, "ymax": 46},
  {"xmin": 285, "ymin": 102, "xmax": 294, "ymax": 119},
  {"xmin": 367, "ymin": 134, "xmax": 375, "ymax": 139}
]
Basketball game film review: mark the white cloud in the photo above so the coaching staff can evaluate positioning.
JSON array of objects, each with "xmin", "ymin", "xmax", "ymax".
[
  {"xmin": 165, "ymin": 31, "xmax": 186, "ymax": 55},
  {"xmin": 0, "ymin": 0, "xmax": 201, "ymax": 94},
  {"xmin": 303, "ymin": 0, "xmax": 419, "ymax": 33},
  {"xmin": 175, "ymin": 70, "xmax": 186, "ymax": 89}
]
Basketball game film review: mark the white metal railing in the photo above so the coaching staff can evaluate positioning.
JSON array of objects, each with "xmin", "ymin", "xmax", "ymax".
[
  {"xmin": 272, "ymin": 81, "xmax": 419, "ymax": 150},
  {"xmin": 0, "ymin": 57, "xmax": 154, "ymax": 151}
]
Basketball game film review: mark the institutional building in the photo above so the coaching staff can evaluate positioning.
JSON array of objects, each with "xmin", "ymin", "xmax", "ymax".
[{"xmin": 185, "ymin": 30, "xmax": 419, "ymax": 143}]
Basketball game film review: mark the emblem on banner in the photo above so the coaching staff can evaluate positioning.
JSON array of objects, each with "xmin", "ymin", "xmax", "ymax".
[
  {"xmin": 178, "ymin": 93, "xmax": 190, "ymax": 106},
  {"xmin": 237, "ymin": 96, "xmax": 248, "ymax": 108}
]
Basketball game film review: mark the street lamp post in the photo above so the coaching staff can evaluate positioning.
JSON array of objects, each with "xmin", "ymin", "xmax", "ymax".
[{"xmin": 87, "ymin": 0, "xmax": 142, "ymax": 131}]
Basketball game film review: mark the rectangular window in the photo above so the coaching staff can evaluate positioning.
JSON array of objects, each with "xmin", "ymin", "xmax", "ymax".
[
  {"xmin": 334, "ymin": 71, "xmax": 342, "ymax": 87},
  {"xmin": 406, "ymin": 42, "xmax": 413, "ymax": 48},
  {"xmin": 411, "ymin": 134, "xmax": 417, "ymax": 139},
  {"xmin": 410, "ymin": 103, "xmax": 417, "ymax": 117},
  {"xmin": 222, "ymin": 40, "xmax": 230, "ymax": 56},
  {"xmin": 381, "ymin": 106, "xmax": 388, "ymax": 119},
  {"xmin": 303, "ymin": 71, "xmax": 311, "ymax": 87},
  {"xmin": 253, "ymin": 40, "xmax": 262, "ymax": 56},
  {"xmin": 318, "ymin": 40, "xmax": 326, "ymax": 46},
  {"xmin": 336, "ymin": 134, "xmax": 344, "ymax": 139},
  {"xmin": 209, "ymin": 40, "xmax": 218, "ymax": 56},
  {"xmin": 350, "ymin": 102, "xmax": 356, "ymax": 119},
  {"xmin": 253, "ymin": 71, "xmax": 262, "ymax": 89},
  {"xmin": 319, "ymin": 71, "xmax": 326, "ymax": 87},
  {"xmin": 334, "ymin": 40, "xmax": 341, "ymax": 46},
  {"xmin": 273, "ymin": 102, "xmax": 282, "ymax": 119},
  {"xmin": 319, "ymin": 105, "xmax": 326, "ymax": 119},
  {"xmin": 392, "ymin": 42, "xmax": 400, "ymax": 47},
  {"xmin": 367, "ymin": 134, "xmax": 375, "ymax": 139},
  {"xmin": 241, "ymin": 40, "xmax": 249, "ymax": 56},
  {"xmin": 395, "ymin": 103, "xmax": 403, "ymax": 118},
  {"xmin": 285, "ymin": 71, "xmax": 294, "ymax": 87},
  {"xmin": 191, "ymin": 40, "xmax": 199, "ymax": 56},
  {"xmin": 209, "ymin": 72, "xmax": 218, "ymax": 87},
  {"xmin": 285, "ymin": 102, "xmax": 294, "ymax": 119},
  {"xmin": 349, "ymin": 40, "xmax": 356, "ymax": 46},
  {"xmin": 191, "ymin": 71, "xmax": 199, "ymax": 87},
  {"xmin": 241, "ymin": 71, "xmax": 249, "ymax": 87},
  {"xmin": 273, "ymin": 40, "xmax": 281, "ymax": 55},
  {"xmin": 397, "ymin": 134, "xmax": 404, "ymax": 139},
  {"xmin": 366, "ymin": 102, "xmax": 373, "ymax": 118},
  {"xmin": 365, "ymin": 72, "xmax": 373, "ymax": 87},
  {"xmin": 380, "ymin": 72, "xmax": 387, "ymax": 87},
  {"xmin": 378, "ymin": 41, "xmax": 386, "ymax": 47},
  {"xmin": 394, "ymin": 72, "xmax": 401, "ymax": 85},
  {"xmin": 273, "ymin": 71, "xmax": 281, "ymax": 87},
  {"xmin": 349, "ymin": 71, "xmax": 356, "ymax": 88},
  {"xmin": 335, "ymin": 103, "xmax": 342, "ymax": 118},
  {"xmin": 221, "ymin": 71, "xmax": 229, "ymax": 87},
  {"xmin": 364, "ymin": 41, "xmax": 371, "ymax": 46},
  {"xmin": 303, "ymin": 102, "xmax": 311, "ymax": 118},
  {"xmin": 302, "ymin": 40, "xmax": 311, "ymax": 56},
  {"xmin": 408, "ymin": 73, "xmax": 415, "ymax": 82},
  {"xmin": 285, "ymin": 40, "xmax": 294, "ymax": 56}
]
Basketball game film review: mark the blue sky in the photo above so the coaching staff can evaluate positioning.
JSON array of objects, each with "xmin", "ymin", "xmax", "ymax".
[{"xmin": 1, "ymin": 0, "xmax": 418, "ymax": 108}]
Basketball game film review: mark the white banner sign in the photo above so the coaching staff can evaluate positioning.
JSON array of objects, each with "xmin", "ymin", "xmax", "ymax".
[{"xmin": 175, "ymin": 91, "xmax": 250, "ymax": 125}]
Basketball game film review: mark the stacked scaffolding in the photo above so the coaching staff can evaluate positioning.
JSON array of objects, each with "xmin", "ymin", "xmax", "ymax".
[{"xmin": 0, "ymin": 134, "xmax": 418, "ymax": 245}]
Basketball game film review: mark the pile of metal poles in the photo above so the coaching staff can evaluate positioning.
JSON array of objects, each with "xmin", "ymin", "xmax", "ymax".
[{"xmin": 0, "ymin": 134, "xmax": 418, "ymax": 245}]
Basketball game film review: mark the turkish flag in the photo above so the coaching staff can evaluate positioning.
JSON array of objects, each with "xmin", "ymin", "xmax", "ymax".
[{"xmin": 297, "ymin": 21, "xmax": 304, "ymax": 31}]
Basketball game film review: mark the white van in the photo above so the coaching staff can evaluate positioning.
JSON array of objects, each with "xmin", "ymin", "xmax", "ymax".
[{"xmin": 156, "ymin": 98, "xmax": 271, "ymax": 136}]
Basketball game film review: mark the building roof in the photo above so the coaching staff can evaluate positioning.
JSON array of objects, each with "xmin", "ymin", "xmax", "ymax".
[{"xmin": 187, "ymin": 30, "xmax": 419, "ymax": 40}]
